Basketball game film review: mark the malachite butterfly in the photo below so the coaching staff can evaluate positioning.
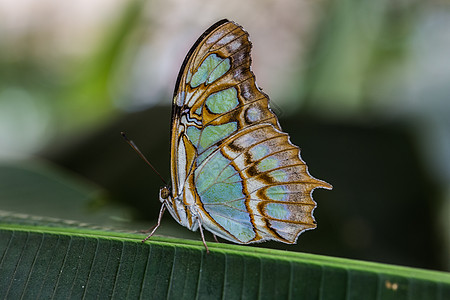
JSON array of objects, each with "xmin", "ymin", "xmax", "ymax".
[{"xmin": 143, "ymin": 19, "xmax": 332, "ymax": 252}]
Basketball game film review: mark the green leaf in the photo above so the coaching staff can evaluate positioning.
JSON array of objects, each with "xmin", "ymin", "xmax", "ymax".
[
  {"xmin": 1, "ymin": 223, "xmax": 449, "ymax": 299},
  {"xmin": 0, "ymin": 160, "xmax": 135, "ymax": 227}
]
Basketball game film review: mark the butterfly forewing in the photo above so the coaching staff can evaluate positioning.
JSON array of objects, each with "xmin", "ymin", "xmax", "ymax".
[{"xmin": 168, "ymin": 19, "xmax": 331, "ymax": 244}]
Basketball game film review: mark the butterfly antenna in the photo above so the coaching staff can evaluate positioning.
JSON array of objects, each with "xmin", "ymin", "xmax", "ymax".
[{"xmin": 121, "ymin": 132, "xmax": 168, "ymax": 186}]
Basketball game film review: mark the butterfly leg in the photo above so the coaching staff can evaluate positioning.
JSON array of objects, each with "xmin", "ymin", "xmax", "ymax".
[
  {"xmin": 142, "ymin": 204, "xmax": 166, "ymax": 243},
  {"xmin": 196, "ymin": 216, "xmax": 210, "ymax": 253},
  {"xmin": 213, "ymin": 234, "xmax": 219, "ymax": 243}
]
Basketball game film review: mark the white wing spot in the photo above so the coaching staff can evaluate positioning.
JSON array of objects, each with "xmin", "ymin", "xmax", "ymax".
[
  {"xmin": 228, "ymin": 40, "xmax": 241, "ymax": 51},
  {"xmin": 217, "ymin": 35, "xmax": 235, "ymax": 46},
  {"xmin": 246, "ymin": 106, "xmax": 261, "ymax": 123},
  {"xmin": 234, "ymin": 68, "xmax": 245, "ymax": 80},
  {"xmin": 177, "ymin": 139, "xmax": 187, "ymax": 191},
  {"xmin": 241, "ymin": 84, "xmax": 253, "ymax": 99},
  {"xmin": 176, "ymin": 91, "xmax": 185, "ymax": 106},
  {"xmin": 208, "ymin": 32, "xmax": 222, "ymax": 44}
]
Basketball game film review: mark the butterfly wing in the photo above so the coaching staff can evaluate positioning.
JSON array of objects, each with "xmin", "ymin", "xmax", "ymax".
[{"xmin": 169, "ymin": 19, "xmax": 332, "ymax": 244}]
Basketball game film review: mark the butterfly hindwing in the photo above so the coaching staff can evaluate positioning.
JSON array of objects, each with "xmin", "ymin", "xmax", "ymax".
[{"xmin": 167, "ymin": 19, "xmax": 331, "ymax": 245}]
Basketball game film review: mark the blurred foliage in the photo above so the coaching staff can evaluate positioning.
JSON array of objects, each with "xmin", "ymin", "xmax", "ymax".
[
  {"xmin": 56, "ymin": 0, "xmax": 147, "ymax": 133},
  {"xmin": 0, "ymin": 0, "xmax": 449, "ymax": 273},
  {"xmin": 0, "ymin": 0, "xmax": 147, "ymax": 152},
  {"xmin": 301, "ymin": 0, "xmax": 417, "ymax": 112}
]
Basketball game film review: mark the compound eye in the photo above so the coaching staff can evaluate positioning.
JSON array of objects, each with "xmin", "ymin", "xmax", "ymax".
[{"xmin": 160, "ymin": 186, "xmax": 170, "ymax": 199}]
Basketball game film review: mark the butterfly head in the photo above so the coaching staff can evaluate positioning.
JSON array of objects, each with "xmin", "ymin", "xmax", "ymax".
[
  {"xmin": 158, "ymin": 185, "xmax": 178, "ymax": 219},
  {"xmin": 158, "ymin": 185, "xmax": 197, "ymax": 231},
  {"xmin": 159, "ymin": 186, "xmax": 171, "ymax": 202}
]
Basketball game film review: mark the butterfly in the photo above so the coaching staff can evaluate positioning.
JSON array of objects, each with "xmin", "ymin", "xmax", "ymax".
[{"xmin": 143, "ymin": 19, "xmax": 332, "ymax": 252}]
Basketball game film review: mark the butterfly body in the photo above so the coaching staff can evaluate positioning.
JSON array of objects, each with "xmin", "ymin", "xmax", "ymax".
[{"xmin": 149, "ymin": 19, "xmax": 332, "ymax": 248}]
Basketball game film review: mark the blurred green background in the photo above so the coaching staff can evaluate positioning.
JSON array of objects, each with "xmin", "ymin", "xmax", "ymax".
[{"xmin": 1, "ymin": 0, "xmax": 449, "ymax": 272}]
